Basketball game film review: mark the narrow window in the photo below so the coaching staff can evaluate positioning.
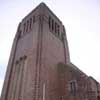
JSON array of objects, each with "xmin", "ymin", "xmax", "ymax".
[
  {"xmin": 29, "ymin": 18, "xmax": 32, "ymax": 30},
  {"xmin": 55, "ymin": 22, "xmax": 57, "ymax": 33},
  {"xmin": 52, "ymin": 19, "xmax": 54, "ymax": 31},
  {"xmin": 18, "ymin": 30, "xmax": 22, "ymax": 38},
  {"xmin": 23, "ymin": 23, "xmax": 26, "ymax": 33},
  {"xmin": 33, "ymin": 15, "xmax": 35, "ymax": 24},
  {"xmin": 26, "ymin": 20, "xmax": 29, "ymax": 32},
  {"xmin": 57, "ymin": 25, "xmax": 60, "ymax": 36},
  {"xmin": 69, "ymin": 81, "xmax": 77, "ymax": 95},
  {"xmin": 12, "ymin": 61, "xmax": 21, "ymax": 100},
  {"xmin": 49, "ymin": 16, "xmax": 51, "ymax": 30},
  {"xmin": 18, "ymin": 56, "xmax": 27, "ymax": 100}
]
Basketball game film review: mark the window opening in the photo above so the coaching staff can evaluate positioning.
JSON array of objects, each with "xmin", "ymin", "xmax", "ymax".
[
  {"xmin": 23, "ymin": 23, "xmax": 26, "ymax": 33},
  {"xmin": 26, "ymin": 20, "xmax": 29, "ymax": 32},
  {"xmin": 29, "ymin": 18, "xmax": 32, "ymax": 30},
  {"xmin": 52, "ymin": 19, "xmax": 54, "ymax": 31},
  {"xmin": 69, "ymin": 80, "xmax": 77, "ymax": 95}
]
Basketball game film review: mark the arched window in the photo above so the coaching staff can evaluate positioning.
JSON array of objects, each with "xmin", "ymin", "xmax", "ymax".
[{"xmin": 69, "ymin": 80, "xmax": 77, "ymax": 95}]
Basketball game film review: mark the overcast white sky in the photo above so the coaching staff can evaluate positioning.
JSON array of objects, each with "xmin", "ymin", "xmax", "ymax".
[{"xmin": 0, "ymin": 0, "xmax": 100, "ymax": 95}]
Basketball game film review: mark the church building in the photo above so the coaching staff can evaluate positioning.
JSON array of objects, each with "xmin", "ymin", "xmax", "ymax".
[{"xmin": 1, "ymin": 2, "xmax": 100, "ymax": 100}]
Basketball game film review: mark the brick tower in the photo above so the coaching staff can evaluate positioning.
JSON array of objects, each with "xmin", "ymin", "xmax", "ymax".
[{"xmin": 1, "ymin": 3, "xmax": 70, "ymax": 100}]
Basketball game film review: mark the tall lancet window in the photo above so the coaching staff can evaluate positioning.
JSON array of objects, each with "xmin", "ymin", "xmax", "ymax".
[
  {"xmin": 19, "ymin": 56, "xmax": 28, "ymax": 99},
  {"xmin": 18, "ymin": 56, "xmax": 27, "ymax": 100},
  {"xmin": 29, "ymin": 18, "xmax": 32, "ymax": 30},
  {"xmin": 11, "ymin": 60, "xmax": 21, "ymax": 100},
  {"xmin": 69, "ymin": 80, "xmax": 77, "ymax": 96},
  {"xmin": 10, "ymin": 61, "xmax": 19, "ymax": 100},
  {"xmin": 49, "ymin": 16, "xmax": 52, "ymax": 30},
  {"xmin": 11, "ymin": 56, "xmax": 27, "ymax": 100},
  {"xmin": 43, "ymin": 83, "xmax": 46, "ymax": 100}
]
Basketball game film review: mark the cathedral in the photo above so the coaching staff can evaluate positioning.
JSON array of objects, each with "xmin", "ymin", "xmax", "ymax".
[{"xmin": 1, "ymin": 2, "xmax": 100, "ymax": 100}]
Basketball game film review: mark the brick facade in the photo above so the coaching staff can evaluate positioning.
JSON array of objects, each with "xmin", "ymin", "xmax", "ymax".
[
  {"xmin": 0, "ymin": 2, "xmax": 100, "ymax": 100},
  {"xmin": 57, "ymin": 63, "xmax": 100, "ymax": 100}
]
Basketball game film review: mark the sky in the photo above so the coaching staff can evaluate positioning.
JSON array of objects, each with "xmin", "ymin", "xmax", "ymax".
[{"xmin": 0, "ymin": 0, "xmax": 100, "ymax": 95}]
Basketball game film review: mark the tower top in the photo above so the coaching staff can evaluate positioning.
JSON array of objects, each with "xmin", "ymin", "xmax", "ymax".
[
  {"xmin": 22, "ymin": 2, "xmax": 62, "ymax": 24},
  {"xmin": 39, "ymin": 2, "xmax": 46, "ymax": 6}
]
